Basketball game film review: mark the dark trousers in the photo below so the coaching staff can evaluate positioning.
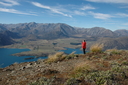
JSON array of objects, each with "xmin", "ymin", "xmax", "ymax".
[{"xmin": 83, "ymin": 48, "xmax": 86, "ymax": 54}]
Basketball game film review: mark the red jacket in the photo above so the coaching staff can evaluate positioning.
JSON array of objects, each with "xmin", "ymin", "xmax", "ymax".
[{"xmin": 82, "ymin": 41, "xmax": 86, "ymax": 49}]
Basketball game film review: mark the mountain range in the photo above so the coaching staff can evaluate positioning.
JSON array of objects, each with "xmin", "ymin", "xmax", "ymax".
[{"xmin": 0, "ymin": 22, "xmax": 128, "ymax": 50}]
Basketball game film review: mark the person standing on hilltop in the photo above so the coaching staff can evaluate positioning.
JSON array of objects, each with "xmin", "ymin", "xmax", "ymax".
[{"xmin": 82, "ymin": 40, "xmax": 86, "ymax": 54}]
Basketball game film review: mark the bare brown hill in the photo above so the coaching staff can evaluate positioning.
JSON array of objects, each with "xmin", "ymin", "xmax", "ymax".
[
  {"xmin": 95, "ymin": 37, "xmax": 128, "ymax": 50},
  {"xmin": 114, "ymin": 29, "xmax": 128, "ymax": 37}
]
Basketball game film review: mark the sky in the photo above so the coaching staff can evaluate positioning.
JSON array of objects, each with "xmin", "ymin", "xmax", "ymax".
[{"xmin": 0, "ymin": 0, "xmax": 128, "ymax": 31}]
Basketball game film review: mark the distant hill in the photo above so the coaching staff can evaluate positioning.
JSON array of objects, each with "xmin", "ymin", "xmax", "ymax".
[
  {"xmin": 0, "ymin": 22, "xmax": 120, "ymax": 39},
  {"xmin": 1, "ymin": 30, "xmax": 20, "ymax": 39},
  {"xmin": 0, "ymin": 31, "xmax": 15, "ymax": 46},
  {"xmin": 114, "ymin": 29, "xmax": 128, "ymax": 37},
  {"xmin": 2, "ymin": 22, "xmax": 77, "ymax": 39},
  {"xmin": 0, "ymin": 22, "xmax": 128, "ymax": 50},
  {"xmin": 0, "ymin": 24, "xmax": 7, "ymax": 31},
  {"xmin": 95, "ymin": 37, "xmax": 128, "ymax": 50},
  {"xmin": 78, "ymin": 27, "xmax": 117, "ymax": 38}
]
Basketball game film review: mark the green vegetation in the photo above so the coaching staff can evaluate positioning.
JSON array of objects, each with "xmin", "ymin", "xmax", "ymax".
[
  {"xmin": 29, "ymin": 48, "xmax": 128, "ymax": 85},
  {"xmin": 29, "ymin": 77, "xmax": 56, "ymax": 85},
  {"xmin": 70, "ymin": 63, "xmax": 128, "ymax": 85},
  {"xmin": 106, "ymin": 49, "xmax": 121, "ymax": 55},
  {"xmin": 1, "ymin": 38, "xmax": 128, "ymax": 85}
]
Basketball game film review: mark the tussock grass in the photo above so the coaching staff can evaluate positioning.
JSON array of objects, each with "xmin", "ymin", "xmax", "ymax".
[
  {"xmin": 90, "ymin": 44, "xmax": 104, "ymax": 53},
  {"xmin": 45, "ymin": 52, "xmax": 67, "ymax": 63},
  {"xmin": 67, "ymin": 49, "xmax": 128, "ymax": 85},
  {"xmin": 45, "ymin": 51, "xmax": 79, "ymax": 64},
  {"xmin": 70, "ymin": 62, "xmax": 97, "ymax": 78},
  {"xmin": 29, "ymin": 49, "xmax": 128, "ymax": 85},
  {"xmin": 70, "ymin": 62, "xmax": 128, "ymax": 85},
  {"xmin": 74, "ymin": 62, "xmax": 96, "ymax": 72},
  {"xmin": 74, "ymin": 62, "xmax": 91, "ymax": 73},
  {"xmin": 65, "ymin": 51, "xmax": 77, "ymax": 59},
  {"xmin": 106, "ymin": 48, "xmax": 121, "ymax": 55}
]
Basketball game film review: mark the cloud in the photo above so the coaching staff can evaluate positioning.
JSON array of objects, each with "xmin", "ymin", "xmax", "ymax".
[
  {"xmin": 85, "ymin": 0, "xmax": 128, "ymax": 4},
  {"xmin": 31, "ymin": 2, "xmax": 72, "ymax": 17},
  {"xmin": 89, "ymin": 11, "xmax": 113, "ymax": 19},
  {"xmin": 116, "ymin": 13, "xmax": 128, "ymax": 17},
  {"xmin": 74, "ymin": 10, "xmax": 86, "ymax": 16},
  {"xmin": 0, "ymin": 0, "xmax": 19, "ymax": 6},
  {"xmin": 119, "ymin": 6, "xmax": 128, "ymax": 8},
  {"xmin": 0, "ymin": 8, "xmax": 37, "ymax": 16},
  {"xmin": 123, "ymin": 23, "xmax": 128, "ymax": 25},
  {"xmin": 81, "ymin": 5, "xmax": 96, "ymax": 10}
]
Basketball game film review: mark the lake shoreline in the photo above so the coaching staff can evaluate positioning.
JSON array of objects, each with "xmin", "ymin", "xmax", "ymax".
[
  {"xmin": 12, "ymin": 52, "xmax": 49, "ymax": 57},
  {"xmin": 1, "ymin": 50, "xmax": 128, "ymax": 85},
  {"xmin": 0, "ymin": 47, "xmax": 82, "ymax": 68},
  {"xmin": 0, "ymin": 48, "xmax": 48, "ymax": 68}
]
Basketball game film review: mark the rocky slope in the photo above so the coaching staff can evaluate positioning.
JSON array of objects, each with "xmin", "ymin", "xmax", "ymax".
[{"xmin": 0, "ymin": 50, "xmax": 128, "ymax": 85}]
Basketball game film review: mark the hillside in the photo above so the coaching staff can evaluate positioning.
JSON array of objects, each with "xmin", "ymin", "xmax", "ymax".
[
  {"xmin": 0, "ymin": 50, "xmax": 128, "ymax": 85},
  {"xmin": 94, "ymin": 37, "xmax": 128, "ymax": 50},
  {"xmin": 0, "ymin": 31, "xmax": 15, "ymax": 46},
  {"xmin": 81, "ymin": 27, "xmax": 117, "ymax": 37},
  {"xmin": 0, "ymin": 22, "xmax": 122, "ymax": 40},
  {"xmin": 114, "ymin": 29, "xmax": 128, "ymax": 37},
  {"xmin": 1, "ymin": 22, "xmax": 77, "ymax": 39},
  {"xmin": 1, "ymin": 22, "xmax": 128, "ymax": 56}
]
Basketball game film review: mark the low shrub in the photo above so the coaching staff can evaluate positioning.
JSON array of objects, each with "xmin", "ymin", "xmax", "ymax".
[
  {"xmin": 65, "ymin": 78, "xmax": 81, "ymax": 85},
  {"xmin": 121, "ymin": 61, "xmax": 128, "ymax": 65},
  {"xmin": 45, "ymin": 51, "xmax": 79, "ymax": 63},
  {"xmin": 71, "ymin": 62, "xmax": 97, "ymax": 78},
  {"xmin": 90, "ymin": 44, "xmax": 104, "ymax": 53},
  {"xmin": 65, "ymin": 51, "xmax": 78, "ymax": 59},
  {"xmin": 45, "ymin": 52, "xmax": 66, "ymax": 63},
  {"xmin": 29, "ymin": 77, "xmax": 55, "ymax": 85},
  {"xmin": 106, "ymin": 49, "xmax": 121, "ymax": 55},
  {"xmin": 69, "ymin": 64, "xmax": 128, "ymax": 85}
]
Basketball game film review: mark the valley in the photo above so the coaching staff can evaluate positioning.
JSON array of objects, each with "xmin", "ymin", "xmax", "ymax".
[
  {"xmin": 1, "ymin": 38, "xmax": 90, "ymax": 57},
  {"xmin": 0, "ymin": 22, "xmax": 128, "ymax": 85},
  {"xmin": 0, "ymin": 22, "xmax": 128, "ymax": 57}
]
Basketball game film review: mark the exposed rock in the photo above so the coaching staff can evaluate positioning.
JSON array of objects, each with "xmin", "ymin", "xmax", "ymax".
[
  {"xmin": 0, "ymin": 51, "xmax": 128, "ymax": 85},
  {"xmin": 42, "ymin": 69, "xmax": 59, "ymax": 75}
]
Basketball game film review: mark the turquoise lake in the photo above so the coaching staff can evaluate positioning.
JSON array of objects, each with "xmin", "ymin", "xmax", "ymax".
[{"xmin": 0, "ymin": 48, "xmax": 82, "ymax": 68}]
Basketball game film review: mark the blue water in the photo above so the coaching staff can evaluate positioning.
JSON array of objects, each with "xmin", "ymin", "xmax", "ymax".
[
  {"xmin": 0, "ymin": 48, "xmax": 47, "ymax": 68},
  {"xmin": 0, "ymin": 48, "xmax": 82, "ymax": 68},
  {"xmin": 60, "ymin": 48, "xmax": 82, "ymax": 54}
]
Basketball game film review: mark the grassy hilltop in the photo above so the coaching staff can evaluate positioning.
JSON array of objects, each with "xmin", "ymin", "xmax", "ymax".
[{"xmin": 0, "ymin": 45, "xmax": 128, "ymax": 85}]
